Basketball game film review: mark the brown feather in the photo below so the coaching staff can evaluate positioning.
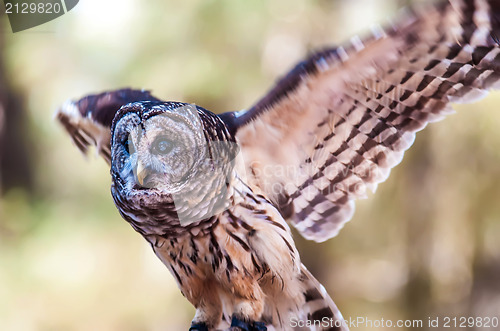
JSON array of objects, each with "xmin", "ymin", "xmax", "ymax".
[{"xmin": 233, "ymin": 0, "xmax": 500, "ymax": 242}]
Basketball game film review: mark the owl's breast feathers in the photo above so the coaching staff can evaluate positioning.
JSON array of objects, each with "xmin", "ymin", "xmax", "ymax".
[
  {"xmin": 145, "ymin": 180, "xmax": 297, "ymax": 325},
  {"xmin": 135, "ymin": 179, "xmax": 342, "ymax": 330}
]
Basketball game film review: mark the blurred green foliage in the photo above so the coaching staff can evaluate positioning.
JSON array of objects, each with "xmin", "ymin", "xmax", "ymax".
[{"xmin": 0, "ymin": 0, "xmax": 499, "ymax": 330}]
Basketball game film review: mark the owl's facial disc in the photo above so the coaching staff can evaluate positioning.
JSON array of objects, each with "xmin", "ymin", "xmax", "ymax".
[
  {"xmin": 112, "ymin": 102, "xmax": 240, "ymax": 226},
  {"xmin": 127, "ymin": 108, "xmax": 207, "ymax": 191}
]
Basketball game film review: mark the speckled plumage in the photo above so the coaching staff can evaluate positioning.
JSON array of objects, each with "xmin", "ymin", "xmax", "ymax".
[{"xmin": 57, "ymin": 0, "xmax": 500, "ymax": 330}]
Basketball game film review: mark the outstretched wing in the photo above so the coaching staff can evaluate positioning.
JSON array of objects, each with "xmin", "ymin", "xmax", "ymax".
[
  {"xmin": 221, "ymin": 0, "xmax": 500, "ymax": 242},
  {"xmin": 56, "ymin": 88, "xmax": 161, "ymax": 164}
]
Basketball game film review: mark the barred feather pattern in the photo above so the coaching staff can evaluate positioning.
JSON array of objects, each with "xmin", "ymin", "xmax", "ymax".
[
  {"xmin": 235, "ymin": 0, "xmax": 500, "ymax": 242},
  {"xmin": 145, "ymin": 177, "xmax": 346, "ymax": 331}
]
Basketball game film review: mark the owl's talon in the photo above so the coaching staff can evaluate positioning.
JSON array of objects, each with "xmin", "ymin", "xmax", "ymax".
[
  {"xmin": 252, "ymin": 322, "xmax": 267, "ymax": 331},
  {"xmin": 230, "ymin": 316, "xmax": 250, "ymax": 331},
  {"xmin": 230, "ymin": 316, "xmax": 267, "ymax": 331},
  {"xmin": 189, "ymin": 322, "xmax": 209, "ymax": 331}
]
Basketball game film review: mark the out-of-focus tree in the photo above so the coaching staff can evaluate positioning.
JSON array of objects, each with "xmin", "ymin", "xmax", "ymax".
[
  {"xmin": 0, "ymin": 14, "xmax": 6, "ymax": 193},
  {"xmin": 0, "ymin": 14, "xmax": 32, "ymax": 195}
]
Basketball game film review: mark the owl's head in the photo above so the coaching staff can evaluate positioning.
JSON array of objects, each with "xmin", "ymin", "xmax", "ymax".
[{"xmin": 110, "ymin": 101, "xmax": 239, "ymax": 227}]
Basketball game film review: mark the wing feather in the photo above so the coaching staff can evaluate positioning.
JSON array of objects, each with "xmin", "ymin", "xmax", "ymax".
[
  {"xmin": 224, "ymin": 0, "xmax": 500, "ymax": 242},
  {"xmin": 56, "ymin": 88, "xmax": 161, "ymax": 164}
]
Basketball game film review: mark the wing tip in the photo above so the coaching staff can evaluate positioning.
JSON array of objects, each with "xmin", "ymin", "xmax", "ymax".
[
  {"xmin": 295, "ymin": 200, "xmax": 356, "ymax": 243},
  {"xmin": 55, "ymin": 99, "xmax": 109, "ymax": 161},
  {"xmin": 55, "ymin": 99, "xmax": 82, "ymax": 118}
]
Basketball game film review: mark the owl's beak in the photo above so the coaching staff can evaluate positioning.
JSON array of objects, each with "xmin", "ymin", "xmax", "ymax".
[{"xmin": 136, "ymin": 161, "xmax": 148, "ymax": 186}]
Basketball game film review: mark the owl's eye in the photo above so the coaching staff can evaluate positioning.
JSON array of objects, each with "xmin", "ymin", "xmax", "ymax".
[{"xmin": 152, "ymin": 136, "xmax": 174, "ymax": 155}]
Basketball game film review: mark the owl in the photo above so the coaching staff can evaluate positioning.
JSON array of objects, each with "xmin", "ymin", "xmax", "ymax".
[{"xmin": 57, "ymin": 1, "xmax": 500, "ymax": 330}]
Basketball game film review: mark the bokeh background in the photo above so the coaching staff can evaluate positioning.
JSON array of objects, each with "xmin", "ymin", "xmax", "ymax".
[{"xmin": 1, "ymin": 0, "xmax": 500, "ymax": 330}]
